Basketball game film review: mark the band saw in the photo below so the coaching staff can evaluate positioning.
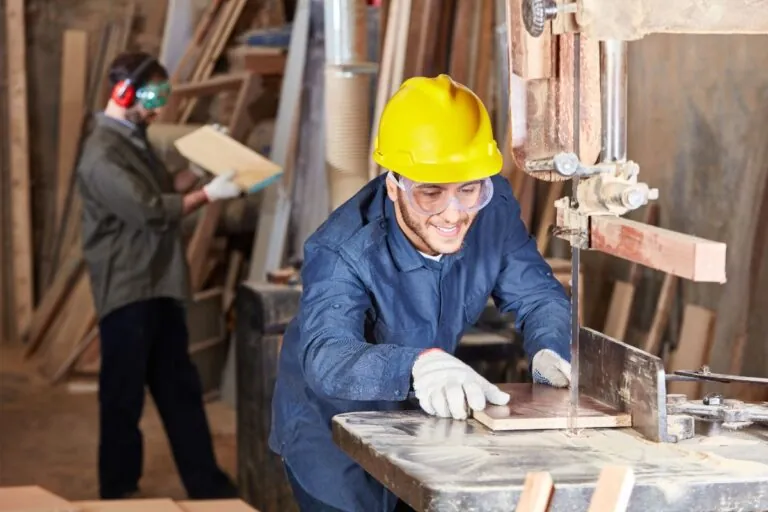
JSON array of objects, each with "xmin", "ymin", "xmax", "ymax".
[{"xmin": 329, "ymin": 0, "xmax": 768, "ymax": 509}]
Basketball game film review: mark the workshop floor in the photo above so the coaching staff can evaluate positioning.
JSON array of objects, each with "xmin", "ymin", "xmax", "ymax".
[{"xmin": 0, "ymin": 342, "xmax": 237, "ymax": 501}]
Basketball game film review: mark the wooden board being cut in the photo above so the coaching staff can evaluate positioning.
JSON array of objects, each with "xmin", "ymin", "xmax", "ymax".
[
  {"xmin": 472, "ymin": 383, "xmax": 631, "ymax": 431},
  {"xmin": 174, "ymin": 125, "xmax": 282, "ymax": 194}
]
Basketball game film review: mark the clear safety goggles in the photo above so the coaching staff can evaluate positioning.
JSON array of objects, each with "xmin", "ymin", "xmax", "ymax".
[{"xmin": 387, "ymin": 171, "xmax": 494, "ymax": 216}]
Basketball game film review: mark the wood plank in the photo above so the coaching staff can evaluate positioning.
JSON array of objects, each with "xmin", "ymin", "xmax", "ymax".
[
  {"xmin": 578, "ymin": 0, "xmax": 768, "ymax": 40},
  {"xmin": 0, "ymin": 486, "xmax": 76, "ymax": 511},
  {"xmin": 586, "ymin": 216, "xmax": 728, "ymax": 283},
  {"xmin": 174, "ymin": 125, "xmax": 282, "ymax": 193},
  {"xmin": 23, "ymin": 245, "xmax": 84, "ymax": 356},
  {"xmin": 180, "ymin": 0, "xmax": 248, "ymax": 123},
  {"xmin": 667, "ymin": 304, "xmax": 716, "ymax": 398},
  {"xmin": 248, "ymin": 0, "xmax": 311, "ymax": 282},
  {"xmin": 177, "ymin": 499, "xmax": 258, "ymax": 512},
  {"xmin": 472, "ymin": 383, "xmax": 632, "ymax": 431},
  {"xmin": 185, "ymin": 74, "xmax": 262, "ymax": 292},
  {"xmin": 508, "ymin": 0, "xmax": 553, "ymax": 79},
  {"xmin": 603, "ymin": 205, "xmax": 659, "ymax": 340},
  {"xmin": 73, "ymin": 499, "xmax": 183, "ymax": 512},
  {"xmin": 5, "ymin": 0, "xmax": 34, "ymax": 339},
  {"xmin": 515, "ymin": 472, "xmax": 553, "ymax": 512},
  {"xmin": 171, "ymin": 71, "xmax": 250, "ymax": 98},
  {"xmin": 55, "ymin": 30, "xmax": 89, "ymax": 229},
  {"xmin": 587, "ymin": 466, "xmax": 635, "ymax": 512},
  {"xmin": 643, "ymin": 273, "xmax": 678, "ymax": 354},
  {"xmin": 37, "ymin": 273, "xmax": 97, "ymax": 382}
]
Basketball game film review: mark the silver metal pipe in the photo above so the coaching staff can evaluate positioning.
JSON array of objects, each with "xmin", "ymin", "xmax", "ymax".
[
  {"xmin": 324, "ymin": 0, "xmax": 367, "ymax": 65},
  {"xmin": 599, "ymin": 40, "xmax": 628, "ymax": 163}
]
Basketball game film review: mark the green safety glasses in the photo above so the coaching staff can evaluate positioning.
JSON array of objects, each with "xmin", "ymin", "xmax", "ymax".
[{"xmin": 136, "ymin": 81, "xmax": 171, "ymax": 110}]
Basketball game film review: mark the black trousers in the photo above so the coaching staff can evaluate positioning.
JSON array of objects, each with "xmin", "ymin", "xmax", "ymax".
[{"xmin": 98, "ymin": 297, "xmax": 236, "ymax": 499}]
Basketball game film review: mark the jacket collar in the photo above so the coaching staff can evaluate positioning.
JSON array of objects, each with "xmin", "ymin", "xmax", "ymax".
[{"xmin": 94, "ymin": 112, "xmax": 149, "ymax": 142}]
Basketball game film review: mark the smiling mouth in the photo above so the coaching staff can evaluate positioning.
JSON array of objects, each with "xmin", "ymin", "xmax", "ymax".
[{"xmin": 432, "ymin": 224, "xmax": 460, "ymax": 238}]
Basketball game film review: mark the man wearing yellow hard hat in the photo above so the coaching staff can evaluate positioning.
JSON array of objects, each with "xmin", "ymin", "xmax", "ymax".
[{"xmin": 269, "ymin": 75, "xmax": 571, "ymax": 511}]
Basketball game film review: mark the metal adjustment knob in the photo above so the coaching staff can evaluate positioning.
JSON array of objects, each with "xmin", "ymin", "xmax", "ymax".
[{"xmin": 522, "ymin": 0, "xmax": 578, "ymax": 38}]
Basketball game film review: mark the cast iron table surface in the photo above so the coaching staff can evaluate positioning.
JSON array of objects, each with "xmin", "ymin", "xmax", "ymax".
[{"xmin": 332, "ymin": 411, "xmax": 768, "ymax": 511}]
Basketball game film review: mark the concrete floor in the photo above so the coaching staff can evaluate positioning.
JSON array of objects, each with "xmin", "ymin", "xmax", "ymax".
[{"xmin": 0, "ymin": 343, "xmax": 237, "ymax": 500}]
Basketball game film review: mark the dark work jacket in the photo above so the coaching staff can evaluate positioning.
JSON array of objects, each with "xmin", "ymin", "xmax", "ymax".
[
  {"xmin": 269, "ymin": 173, "xmax": 571, "ymax": 512},
  {"xmin": 76, "ymin": 114, "xmax": 189, "ymax": 319}
]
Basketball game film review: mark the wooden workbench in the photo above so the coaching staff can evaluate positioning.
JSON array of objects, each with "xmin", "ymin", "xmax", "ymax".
[{"xmin": 332, "ymin": 410, "xmax": 768, "ymax": 511}]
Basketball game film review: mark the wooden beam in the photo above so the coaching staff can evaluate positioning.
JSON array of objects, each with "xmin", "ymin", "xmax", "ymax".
[
  {"xmin": 55, "ymin": 30, "xmax": 89, "ymax": 228},
  {"xmin": 5, "ymin": 0, "xmax": 34, "ymax": 339},
  {"xmin": 515, "ymin": 472, "xmax": 553, "ymax": 512},
  {"xmin": 170, "ymin": 72, "xmax": 249, "ymax": 98},
  {"xmin": 584, "ymin": 216, "xmax": 727, "ymax": 283},
  {"xmin": 587, "ymin": 465, "xmax": 635, "ymax": 512},
  {"xmin": 578, "ymin": 0, "xmax": 768, "ymax": 40}
]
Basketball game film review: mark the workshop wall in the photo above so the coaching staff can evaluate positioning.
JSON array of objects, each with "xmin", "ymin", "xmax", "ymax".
[{"xmin": 626, "ymin": 34, "xmax": 768, "ymax": 387}]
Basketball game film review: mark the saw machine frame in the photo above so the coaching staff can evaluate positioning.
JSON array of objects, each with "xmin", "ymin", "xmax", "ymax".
[{"xmin": 579, "ymin": 328, "xmax": 768, "ymax": 443}]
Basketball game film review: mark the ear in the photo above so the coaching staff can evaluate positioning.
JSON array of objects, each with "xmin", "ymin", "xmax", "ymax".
[{"xmin": 385, "ymin": 174, "xmax": 398, "ymax": 202}]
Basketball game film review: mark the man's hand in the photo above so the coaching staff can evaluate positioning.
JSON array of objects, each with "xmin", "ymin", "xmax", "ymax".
[
  {"xmin": 203, "ymin": 170, "xmax": 241, "ymax": 201},
  {"xmin": 531, "ymin": 349, "xmax": 571, "ymax": 387},
  {"xmin": 411, "ymin": 349, "xmax": 510, "ymax": 420}
]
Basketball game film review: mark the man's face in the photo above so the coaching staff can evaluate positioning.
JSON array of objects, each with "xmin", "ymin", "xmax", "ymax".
[{"xmin": 387, "ymin": 177, "xmax": 482, "ymax": 256}]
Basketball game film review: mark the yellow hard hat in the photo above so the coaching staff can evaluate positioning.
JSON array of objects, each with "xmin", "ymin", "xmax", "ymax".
[{"xmin": 372, "ymin": 74, "xmax": 502, "ymax": 184}]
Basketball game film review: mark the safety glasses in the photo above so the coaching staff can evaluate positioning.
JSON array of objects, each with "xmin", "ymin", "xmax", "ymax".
[
  {"xmin": 387, "ymin": 171, "xmax": 494, "ymax": 216},
  {"xmin": 136, "ymin": 81, "xmax": 171, "ymax": 110}
]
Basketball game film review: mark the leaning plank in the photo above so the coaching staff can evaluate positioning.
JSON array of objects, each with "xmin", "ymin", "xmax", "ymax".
[
  {"xmin": 666, "ymin": 304, "xmax": 716, "ymax": 398},
  {"xmin": 515, "ymin": 472, "xmax": 553, "ymax": 512},
  {"xmin": 587, "ymin": 466, "xmax": 636, "ymax": 512},
  {"xmin": 37, "ymin": 272, "xmax": 97, "ymax": 382},
  {"xmin": 23, "ymin": 245, "xmax": 84, "ymax": 357},
  {"xmin": 472, "ymin": 383, "xmax": 631, "ymax": 431},
  {"xmin": 55, "ymin": 30, "xmax": 89, "ymax": 228},
  {"xmin": 185, "ymin": 74, "xmax": 262, "ymax": 292},
  {"xmin": 248, "ymin": 0, "xmax": 311, "ymax": 282},
  {"xmin": 5, "ymin": 0, "xmax": 34, "ymax": 338},
  {"xmin": 578, "ymin": 0, "xmax": 768, "ymax": 40},
  {"xmin": 587, "ymin": 216, "xmax": 727, "ymax": 283}
]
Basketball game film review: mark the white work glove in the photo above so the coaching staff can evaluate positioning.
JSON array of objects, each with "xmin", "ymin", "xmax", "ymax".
[
  {"xmin": 531, "ymin": 349, "xmax": 571, "ymax": 388},
  {"xmin": 411, "ymin": 349, "xmax": 510, "ymax": 420},
  {"xmin": 203, "ymin": 169, "xmax": 241, "ymax": 201}
]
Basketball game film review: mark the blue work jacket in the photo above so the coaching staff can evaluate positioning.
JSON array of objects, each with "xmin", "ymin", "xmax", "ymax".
[{"xmin": 269, "ymin": 173, "xmax": 571, "ymax": 512}]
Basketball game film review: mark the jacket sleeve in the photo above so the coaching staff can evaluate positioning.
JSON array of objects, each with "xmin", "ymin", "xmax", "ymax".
[
  {"xmin": 490, "ymin": 190, "xmax": 572, "ymax": 364},
  {"xmin": 83, "ymin": 156, "xmax": 184, "ymax": 232},
  {"xmin": 297, "ymin": 246, "xmax": 423, "ymax": 402}
]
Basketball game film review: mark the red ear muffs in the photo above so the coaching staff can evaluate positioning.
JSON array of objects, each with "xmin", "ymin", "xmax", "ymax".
[{"xmin": 111, "ymin": 79, "xmax": 136, "ymax": 108}]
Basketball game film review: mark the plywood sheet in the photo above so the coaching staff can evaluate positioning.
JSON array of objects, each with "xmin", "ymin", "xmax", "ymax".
[
  {"xmin": 472, "ymin": 383, "xmax": 631, "ymax": 431},
  {"xmin": 0, "ymin": 486, "xmax": 76, "ymax": 511},
  {"xmin": 174, "ymin": 125, "xmax": 282, "ymax": 194},
  {"xmin": 73, "ymin": 499, "xmax": 183, "ymax": 512},
  {"xmin": 177, "ymin": 499, "xmax": 258, "ymax": 512}
]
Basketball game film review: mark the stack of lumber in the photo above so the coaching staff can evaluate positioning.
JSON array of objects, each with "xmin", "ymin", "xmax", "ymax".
[{"xmin": 0, "ymin": 485, "xmax": 259, "ymax": 512}]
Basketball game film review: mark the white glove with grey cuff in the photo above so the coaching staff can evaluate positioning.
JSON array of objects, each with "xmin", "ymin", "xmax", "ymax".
[
  {"xmin": 411, "ymin": 349, "xmax": 511, "ymax": 420},
  {"xmin": 202, "ymin": 169, "xmax": 241, "ymax": 201},
  {"xmin": 531, "ymin": 349, "xmax": 571, "ymax": 388}
]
